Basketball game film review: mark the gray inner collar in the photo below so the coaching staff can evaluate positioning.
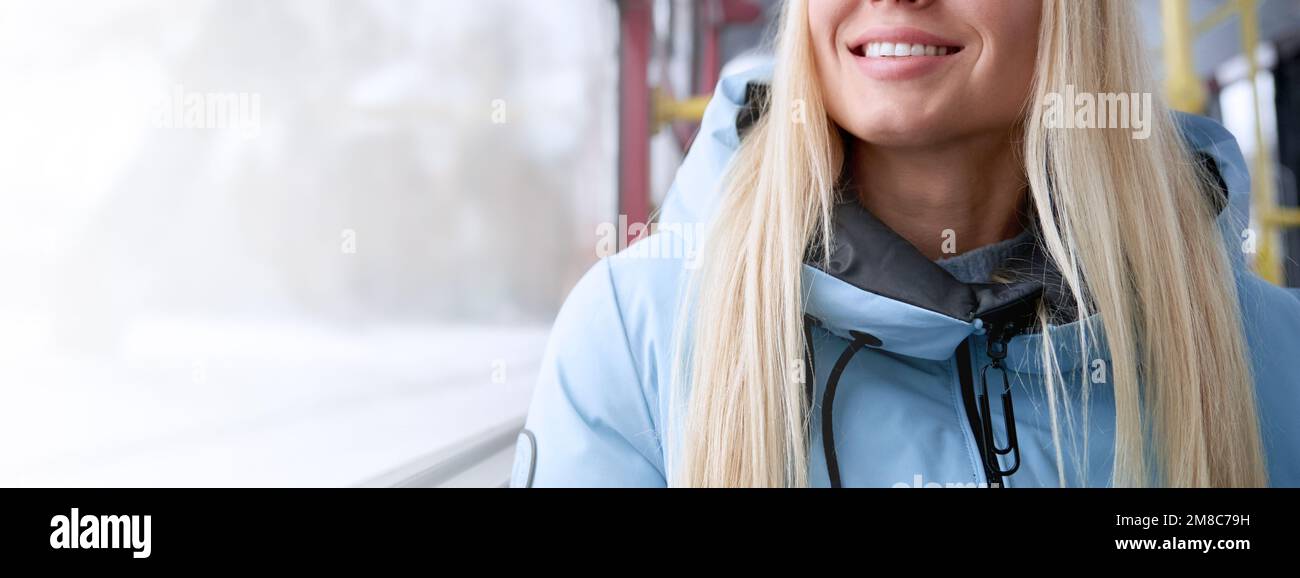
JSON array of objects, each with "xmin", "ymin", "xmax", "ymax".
[
  {"xmin": 812, "ymin": 198, "xmax": 1062, "ymax": 326},
  {"xmin": 936, "ymin": 228, "xmax": 1035, "ymax": 284}
]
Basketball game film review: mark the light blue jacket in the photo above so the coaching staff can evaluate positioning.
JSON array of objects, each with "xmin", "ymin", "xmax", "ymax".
[{"xmin": 511, "ymin": 62, "xmax": 1300, "ymax": 488}]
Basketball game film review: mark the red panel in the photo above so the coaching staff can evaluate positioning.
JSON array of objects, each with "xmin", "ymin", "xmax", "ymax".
[
  {"xmin": 618, "ymin": 0, "xmax": 653, "ymax": 244},
  {"xmin": 697, "ymin": 0, "xmax": 763, "ymax": 92},
  {"xmin": 617, "ymin": 0, "xmax": 761, "ymax": 246},
  {"xmin": 720, "ymin": 0, "xmax": 763, "ymax": 23}
]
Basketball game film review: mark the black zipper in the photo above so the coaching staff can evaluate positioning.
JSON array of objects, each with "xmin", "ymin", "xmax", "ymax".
[{"xmin": 957, "ymin": 319, "xmax": 1023, "ymax": 488}]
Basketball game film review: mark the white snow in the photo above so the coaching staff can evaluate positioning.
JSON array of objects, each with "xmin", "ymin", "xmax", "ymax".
[
  {"xmin": 0, "ymin": 317, "xmax": 548, "ymax": 486},
  {"xmin": 0, "ymin": 0, "xmax": 617, "ymax": 487}
]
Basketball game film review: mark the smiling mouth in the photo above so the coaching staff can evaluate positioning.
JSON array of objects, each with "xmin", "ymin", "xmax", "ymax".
[{"xmin": 850, "ymin": 42, "xmax": 964, "ymax": 58}]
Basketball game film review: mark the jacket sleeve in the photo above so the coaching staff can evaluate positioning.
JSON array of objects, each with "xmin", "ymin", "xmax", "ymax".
[{"xmin": 509, "ymin": 259, "xmax": 667, "ymax": 487}]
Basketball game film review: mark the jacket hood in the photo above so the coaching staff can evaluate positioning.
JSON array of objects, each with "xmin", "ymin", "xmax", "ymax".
[{"xmin": 658, "ymin": 60, "xmax": 1254, "ymax": 370}]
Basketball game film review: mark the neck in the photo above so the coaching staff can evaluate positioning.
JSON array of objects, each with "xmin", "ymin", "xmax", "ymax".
[{"xmin": 851, "ymin": 134, "xmax": 1027, "ymax": 261}]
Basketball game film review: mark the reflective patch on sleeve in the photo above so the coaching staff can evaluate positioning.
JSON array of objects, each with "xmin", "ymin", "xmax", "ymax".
[{"xmin": 510, "ymin": 428, "xmax": 537, "ymax": 488}]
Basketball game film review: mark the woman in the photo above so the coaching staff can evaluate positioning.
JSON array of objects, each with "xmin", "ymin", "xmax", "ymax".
[{"xmin": 511, "ymin": 0, "xmax": 1300, "ymax": 487}]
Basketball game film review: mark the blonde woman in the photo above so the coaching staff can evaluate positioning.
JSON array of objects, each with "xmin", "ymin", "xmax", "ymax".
[{"xmin": 511, "ymin": 0, "xmax": 1300, "ymax": 488}]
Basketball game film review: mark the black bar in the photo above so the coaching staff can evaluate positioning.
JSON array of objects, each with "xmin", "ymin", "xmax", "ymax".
[{"xmin": 2, "ymin": 489, "xmax": 1293, "ymax": 566}]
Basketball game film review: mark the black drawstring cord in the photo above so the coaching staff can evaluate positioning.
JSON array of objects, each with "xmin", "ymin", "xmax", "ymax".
[{"xmin": 822, "ymin": 331, "xmax": 874, "ymax": 488}]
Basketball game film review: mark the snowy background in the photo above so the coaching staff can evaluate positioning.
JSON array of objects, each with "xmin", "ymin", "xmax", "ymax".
[{"xmin": 0, "ymin": 0, "xmax": 619, "ymax": 486}]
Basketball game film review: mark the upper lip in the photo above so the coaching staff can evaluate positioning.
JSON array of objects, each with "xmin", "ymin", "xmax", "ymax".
[{"xmin": 847, "ymin": 26, "xmax": 963, "ymax": 54}]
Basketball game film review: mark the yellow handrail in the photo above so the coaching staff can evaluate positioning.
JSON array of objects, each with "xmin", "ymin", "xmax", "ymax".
[
  {"xmin": 1163, "ymin": 0, "xmax": 1207, "ymax": 113},
  {"xmin": 653, "ymin": 88, "xmax": 711, "ymax": 132},
  {"xmin": 1162, "ymin": 0, "xmax": 1292, "ymax": 284}
]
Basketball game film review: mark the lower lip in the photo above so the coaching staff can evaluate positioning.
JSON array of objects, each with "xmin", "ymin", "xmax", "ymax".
[{"xmin": 852, "ymin": 52, "xmax": 959, "ymax": 81}]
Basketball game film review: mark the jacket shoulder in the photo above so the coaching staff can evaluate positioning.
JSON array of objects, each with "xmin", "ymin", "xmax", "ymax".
[
  {"xmin": 515, "ymin": 240, "xmax": 694, "ymax": 487},
  {"xmin": 1236, "ymin": 273, "xmax": 1300, "ymax": 486}
]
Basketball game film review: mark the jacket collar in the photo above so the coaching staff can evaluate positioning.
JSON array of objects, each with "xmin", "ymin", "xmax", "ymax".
[
  {"xmin": 804, "ymin": 153, "xmax": 1228, "ymax": 370},
  {"xmin": 815, "ymin": 196, "xmax": 1057, "ymax": 324},
  {"xmin": 802, "ymin": 196, "xmax": 1051, "ymax": 363}
]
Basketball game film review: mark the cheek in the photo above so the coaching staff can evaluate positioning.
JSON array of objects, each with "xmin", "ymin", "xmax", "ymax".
[
  {"xmin": 995, "ymin": 3, "xmax": 1041, "ymax": 74},
  {"xmin": 806, "ymin": 0, "xmax": 848, "ymax": 68},
  {"xmin": 806, "ymin": 0, "xmax": 857, "ymax": 121},
  {"xmin": 968, "ymin": 1, "xmax": 1042, "ymax": 117},
  {"xmin": 966, "ymin": 0, "xmax": 1042, "ymax": 45},
  {"xmin": 806, "ymin": 0, "xmax": 857, "ymax": 36}
]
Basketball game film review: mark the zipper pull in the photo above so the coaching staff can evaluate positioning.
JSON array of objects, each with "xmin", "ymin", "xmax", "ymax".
[
  {"xmin": 986, "ymin": 323, "xmax": 1011, "ymax": 367},
  {"xmin": 977, "ymin": 322, "xmax": 1021, "ymax": 478}
]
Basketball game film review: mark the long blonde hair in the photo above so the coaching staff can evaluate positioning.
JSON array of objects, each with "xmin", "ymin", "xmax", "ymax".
[{"xmin": 672, "ymin": 0, "xmax": 1267, "ymax": 487}]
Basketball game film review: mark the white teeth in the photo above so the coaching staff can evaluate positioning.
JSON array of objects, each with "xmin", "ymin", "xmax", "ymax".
[{"xmin": 861, "ymin": 42, "xmax": 954, "ymax": 58}]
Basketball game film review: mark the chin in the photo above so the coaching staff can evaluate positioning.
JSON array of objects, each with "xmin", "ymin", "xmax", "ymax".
[
  {"xmin": 833, "ymin": 105, "xmax": 953, "ymax": 144},
  {"xmin": 843, "ymin": 122, "xmax": 954, "ymax": 149}
]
